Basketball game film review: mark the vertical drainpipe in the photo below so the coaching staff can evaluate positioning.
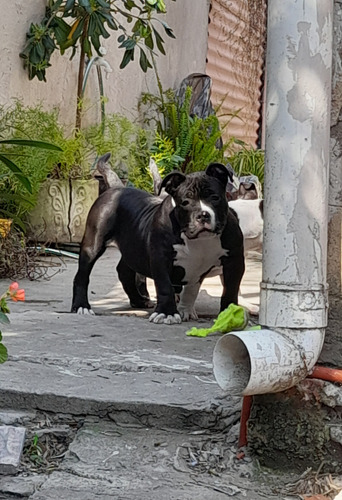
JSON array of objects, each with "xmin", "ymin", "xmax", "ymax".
[{"xmin": 213, "ymin": 0, "xmax": 333, "ymax": 396}]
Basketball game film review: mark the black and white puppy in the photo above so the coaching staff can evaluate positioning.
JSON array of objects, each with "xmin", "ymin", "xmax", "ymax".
[{"xmin": 72, "ymin": 156, "xmax": 245, "ymax": 324}]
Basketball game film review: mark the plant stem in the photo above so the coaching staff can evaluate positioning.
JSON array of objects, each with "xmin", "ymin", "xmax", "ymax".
[
  {"xmin": 150, "ymin": 50, "xmax": 167, "ymax": 132},
  {"xmin": 75, "ymin": 17, "xmax": 90, "ymax": 131}
]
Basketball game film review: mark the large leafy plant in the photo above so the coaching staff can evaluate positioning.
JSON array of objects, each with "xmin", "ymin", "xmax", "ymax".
[
  {"xmin": 20, "ymin": 0, "xmax": 176, "ymax": 129},
  {"xmin": 0, "ymin": 103, "xmax": 63, "ymax": 228},
  {"xmin": 143, "ymin": 86, "xmax": 235, "ymax": 175}
]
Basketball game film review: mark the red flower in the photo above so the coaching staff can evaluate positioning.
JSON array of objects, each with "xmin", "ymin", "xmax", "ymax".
[{"xmin": 8, "ymin": 282, "xmax": 25, "ymax": 302}]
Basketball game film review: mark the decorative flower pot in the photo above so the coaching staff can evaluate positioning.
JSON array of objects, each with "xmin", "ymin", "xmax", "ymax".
[{"xmin": 27, "ymin": 178, "xmax": 99, "ymax": 244}]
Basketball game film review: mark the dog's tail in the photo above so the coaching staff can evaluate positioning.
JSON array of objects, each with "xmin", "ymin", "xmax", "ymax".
[
  {"xmin": 148, "ymin": 158, "xmax": 162, "ymax": 195},
  {"xmin": 96, "ymin": 153, "xmax": 124, "ymax": 189}
]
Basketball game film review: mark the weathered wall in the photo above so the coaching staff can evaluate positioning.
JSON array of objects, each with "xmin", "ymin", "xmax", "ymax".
[
  {"xmin": 0, "ymin": 1, "xmax": 210, "ymax": 130},
  {"xmin": 320, "ymin": 0, "xmax": 342, "ymax": 366}
]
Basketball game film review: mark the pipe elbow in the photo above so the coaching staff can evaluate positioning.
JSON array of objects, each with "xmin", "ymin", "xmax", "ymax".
[{"xmin": 213, "ymin": 327, "xmax": 325, "ymax": 396}]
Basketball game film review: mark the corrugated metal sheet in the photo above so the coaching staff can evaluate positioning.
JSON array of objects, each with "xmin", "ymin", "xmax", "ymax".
[{"xmin": 206, "ymin": 0, "xmax": 267, "ymax": 147}]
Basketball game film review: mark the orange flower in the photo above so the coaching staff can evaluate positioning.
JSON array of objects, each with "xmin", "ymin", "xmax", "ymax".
[{"xmin": 8, "ymin": 282, "xmax": 25, "ymax": 302}]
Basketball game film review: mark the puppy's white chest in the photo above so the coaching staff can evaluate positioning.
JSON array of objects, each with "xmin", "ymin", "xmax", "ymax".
[{"xmin": 173, "ymin": 233, "xmax": 228, "ymax": 284}]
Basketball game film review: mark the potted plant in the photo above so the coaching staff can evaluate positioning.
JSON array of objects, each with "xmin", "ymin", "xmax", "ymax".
[
  {"xmin": 17, "ymin": 1, "xmax": 176, "ymax": 244},
  {"xmin": 0, "ymin": 101, "xmax": 154, "ymax": 245},
  {"xmin": 0, "ymin": 101, "xmax": 98, "ymax": 244}
]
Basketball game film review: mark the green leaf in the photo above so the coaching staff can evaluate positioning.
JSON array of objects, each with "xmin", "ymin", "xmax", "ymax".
[
  {"xmin": 120, "ymin": 38, "xmax": 136, "ymax": 50},
  {"xmin": 35, "ymin": 42, "xmax": 45, "ymax": 59},
  {"xmin": 93, "ymin": 14, "xmax": 110, "ymax": 39},
  {"xmin": 42, "ymin": 35, "xmax": 56, "ymax": 51},
  {"xmin": 79, "ymin": 0, "xmax": 92, "ymax": 14},
  {"xmin": 51, "ymin": 0, "xmax": 63, "ymax": 11},
  {"xmin": 120, "ymin": 48, "xmax": 134, "ymax": 69},
  {"xmin": 0, "ymin": 154, "xmax": 32, "ymax": 193},
  {"xmin": 64, "ymin": 0, "xmax": 76, "ymax": 12},
  {"xmin": 161, "ymin": 21, "xmax": 176, "ymax": 39},
  {"xmin": 52, "ymin": 16, "xmax": 71, "ymax": 37},
  {"xmin": 123, "ymin": 0, "xmax": 136, "ymax": 11},
  {"xmin": 0, "ymin": 192, "xmax": 34, "ymax": 206},
  {"xmin": 117, "ymin": 34, "xmax": 125, "ymax": 43},
  {"xmin": 96, "ymin": 0, "xmax": 111, "ymax": 8},
  {"xmin": 152, "ymin": 27, "xmax": 165, "ymax": 54},
  {"xmin": 0, "ymin": 312, "xmax": 10, "ymax": 325},
  {"xmin": 71, "ymin": 18, "xmax": 86, "ymax": 42},
  {"xmin": 99, "ymin": 11, "xmax": 118, "ymax": 30},
  {"xmin": 90, "ymin": 30, "xmax": 101, "ymax": 53},
  {"xmin": 0, "ymin": 344, "xmax": 8, "ymax": 364},
  {"xmin": 30, "ymin": 46, "xmax": 43, "ymax": 65},
  {"xmin": 0, "ymin": 298, "xmax": 10, "ymax": 314},
  {"xmin": 0, "ymin": 139, "xmax": 62, "ymax": 151},
  {"xmin": 82, "ymin": 36, "xmax": 92, "ymax": 57},
  {"xmin": 144, "ymin": 32, "xmax": 153, "ymax": 50},
  {"xmin": 139, "ymin": 48, "xmax": 152, "ymax": 72}
]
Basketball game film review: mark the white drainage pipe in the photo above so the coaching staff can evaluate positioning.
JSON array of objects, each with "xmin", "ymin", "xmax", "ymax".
[
  {"xmin": 213, "ymin": 0, "xmax": 333, "ymax": 396},
  {"xmin": 213, "ymin": 328, "xmax": 325, "ymax": 396}
]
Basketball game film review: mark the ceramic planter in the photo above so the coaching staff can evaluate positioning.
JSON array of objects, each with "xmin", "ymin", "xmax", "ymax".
[{"xmin": 27, "ymin": 178, "xmax": 99, "ymax": 244}]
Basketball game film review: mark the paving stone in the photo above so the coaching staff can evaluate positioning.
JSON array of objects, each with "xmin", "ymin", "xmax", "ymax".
[
  {"xmin": 0, "ymin": 426, "xmax": 26, "ymax": 475},
  {"xmin": 0, "ymin": 475, "xmax": 45, "ymax": 497},
  {"xmin": 0, "ymin": 410, "xmax": 36, "ymax": 426}
]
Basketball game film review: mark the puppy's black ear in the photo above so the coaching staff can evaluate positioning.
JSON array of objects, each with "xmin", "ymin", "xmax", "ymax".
[
  {"xmin": 160, "ymin": 171, "xmax": 186, "ymax": 196},
  {"xmin": 206, "ymin": 163, "xmax": 229, "ymax": 187}
]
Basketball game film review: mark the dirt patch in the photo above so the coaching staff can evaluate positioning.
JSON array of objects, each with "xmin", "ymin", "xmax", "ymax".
[{"xmin": 19, "ymin": 412, "xmax": 83, "ymax": 475}]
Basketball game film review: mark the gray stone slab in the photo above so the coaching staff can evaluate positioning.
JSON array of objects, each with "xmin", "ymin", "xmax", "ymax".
[
  {"xmin": 0, "ymin": 247, "xmax": 261, "ymax": 425},
  {"xmin": 28, "ymin": 418, "xmax": 278, "ymax": 500},
  {"xmin": 0, "ymin": 426, "xmax": 26, "ymax": 475},
  {"xmin": 0, "ymin": 410, "xmax": 36, "ymax": 426},
  {"xmin": 0, "ymin": 475, "xmax": 45, "ymax": 497}
]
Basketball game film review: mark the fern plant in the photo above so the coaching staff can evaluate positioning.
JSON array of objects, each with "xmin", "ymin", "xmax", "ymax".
[{"xmin": 143, "ymin": 86, "xmax": 228, "ymax": 176}]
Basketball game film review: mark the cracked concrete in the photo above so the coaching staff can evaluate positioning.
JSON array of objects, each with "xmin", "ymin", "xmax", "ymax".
[{"xmin": 0, "ymin": 247, "xmax": 289, "ymax": 500}]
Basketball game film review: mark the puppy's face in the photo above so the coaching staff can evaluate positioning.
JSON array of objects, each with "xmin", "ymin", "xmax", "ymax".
[{"xmin": 161, "ymin": 164, "xmax": 229, "ymax": 239}]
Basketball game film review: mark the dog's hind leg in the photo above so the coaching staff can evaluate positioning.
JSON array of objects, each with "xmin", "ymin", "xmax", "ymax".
[
  {"xmin": 117, "ymin": 259, "xmax": 153, "ymax": 308},
  {"xmin": 135, "ymin": 273, "xmax": 151, "ymax": 302}
]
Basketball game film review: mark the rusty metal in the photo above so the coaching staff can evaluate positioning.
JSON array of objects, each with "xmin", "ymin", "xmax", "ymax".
[{"xmin": 206, "ymin": 0, "xmax": 267, "ymax": 147}]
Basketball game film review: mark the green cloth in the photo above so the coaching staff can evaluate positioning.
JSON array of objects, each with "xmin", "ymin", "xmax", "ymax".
[{"xmin": 186, "ymin": 303, "xmax": 249, "ymax": 338}]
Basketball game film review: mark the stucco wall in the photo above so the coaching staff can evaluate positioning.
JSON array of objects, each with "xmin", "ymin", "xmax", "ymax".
[{"xmin": 0, "ymin": 1, "xmax": 209, "ymax": 130}]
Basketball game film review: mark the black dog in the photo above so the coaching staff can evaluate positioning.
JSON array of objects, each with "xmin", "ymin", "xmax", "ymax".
[{"xmin": 72, "ymin": 157, "xmax": 245, "ymax": 324}]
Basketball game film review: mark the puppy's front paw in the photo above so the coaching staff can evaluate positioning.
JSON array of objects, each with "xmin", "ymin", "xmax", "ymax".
[
  {"xmin": 149, "ymin": 312, "xmax": 182, "ymax": 324},
  {"xmin": 76, "ymin": 307, "xmax": 95, "ymax": 316},
  {"xmin": 238, "ymin": 297, "xmax": 259, "ymax": 316},
  {"xmin": 178, "ymin": 306, "xmax": 198, "ymax": 322}
]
